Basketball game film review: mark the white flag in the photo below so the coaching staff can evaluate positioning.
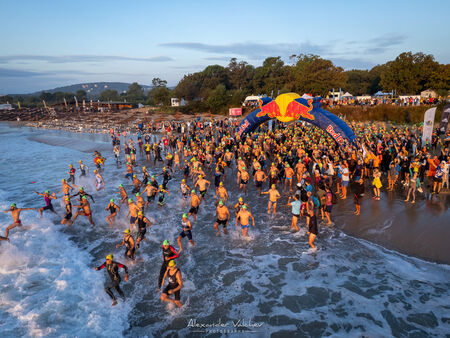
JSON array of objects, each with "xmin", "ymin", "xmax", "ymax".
[{"xmin": 422, "ymin": 107, "xmax": 436, "ymax": 146}]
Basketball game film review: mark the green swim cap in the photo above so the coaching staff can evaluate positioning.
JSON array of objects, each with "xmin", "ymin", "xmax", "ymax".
[
  {"xmin": 45, "ymin": 190, "xmax": 50, "ymax": 194},
  {"xmin": 11, "ymin": 203, "xmax": 16, "ymax": 208},
  {"xmin": 151, "ymin": 175, "xmax": 155, "ymax": 179},
  {"xmin": 128, "ymin": 198, "xmax": 133, "ymax": 203},
  {"xmin": 219, "ymin": 200, "xmax": 224, "ymax": 206},
  {"xmin": 119, "ymin": 184, "xmax": 123, "ymax": 187},
  {"xmin": 80, "ymin": 187, "xmax": 84, "ymax": 191},
  {"xmin": 242, "ymin": 205, "xmax": 248, "ymax": 210},
  {"xmin": 136, "ymin": 193, "xmax": 140, "ymax": 197},
  {"xmin": 110, "ymin": 198, "xmax": 114, "ymax": 202},
  {"xmin": 82, "ymin": 196, "xmax": 87, "ymax": 200},
  {"xmin": 163, "ymin": 240, "xmax": 169, "ymax": 246},
  {"xmin": 182, "ymin": 213, "xmax": 188, "ymax": 218},
  {"xmin": 191, "ymin": 189, "xmax": 195, "ymax": 193}
]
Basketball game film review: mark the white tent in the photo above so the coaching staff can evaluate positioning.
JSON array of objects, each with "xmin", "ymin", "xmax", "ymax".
[{"xmin": 341, "ymin": 92, "xmax": 353, "ymax": 98}]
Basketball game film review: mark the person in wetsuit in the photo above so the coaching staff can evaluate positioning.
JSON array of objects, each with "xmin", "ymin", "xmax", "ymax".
[
  {"xmin": 35, "ymin": 190, "xmax": 58, "ymax": 216},
  {"xmin": 160, "ymin": 260, "xmax": 183, "ymax": 308},
  {"xmin": 134, "ymin": 211, "xmax": 151, "ymax": 248},
  {"xmin": 177, "ymin": 213, "xmax": 194, "ymax": 252},
  {"xmin": 94, "ymin": 254, "xmax": 129, "ymax": 306},
  {"xmin": 71, "ymin": 186, "xmax": 95, "ymax": 204},
  {"xmin": 116, "ymin": 229, "xmax": 135, "ymax": 260},
  {"xmin": 158, "ymin": 240, "xmax": 179, "ymax": 290},
  {"xmin": 105, "ymin": 198, "xmax": 120, "ymax": 227}
]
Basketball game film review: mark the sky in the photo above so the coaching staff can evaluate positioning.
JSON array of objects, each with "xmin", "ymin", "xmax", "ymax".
[{"xmin": 0, "ymin": 0, "xmax": 449, "ymax": 94}]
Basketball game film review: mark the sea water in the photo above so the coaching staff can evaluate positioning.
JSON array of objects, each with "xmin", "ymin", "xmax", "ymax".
[{"xmin": 0, "ymin": 123, "xmax": 449, "ymax": 337}]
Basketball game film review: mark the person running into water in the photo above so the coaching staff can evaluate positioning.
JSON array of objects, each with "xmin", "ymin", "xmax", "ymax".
[
  {"xmin": 61, "ymin": 196, "xmax": 73, "ymax": 226},
  {"xmin": 116, "ymin": 229, "xmax": 135, "ymax": 260},
  {"xmin": 72, "ymin": 196, "xmax": 95, "ymax": 227},
  {"xmin": 239, "ymin": 167, "xmax": 250, "ymax": 195},
  {"xmin": 306, "ymin": 193, "xmax": 318, "ymax": 249},
  {"xmin": 287, "ymin": 194, "xmax": 301, "ymax": 232},
  {"xmin": 195, "ymin": 175, "xmax": 210, "ymax": 202},
  {"xmin": 235, "ymin": 205, "xmax": 255, "ymax": 237},
  {"xmin": 261, "ymin": 184, "xmax": 281, "ymax": 215},
  {"xmin": 59, "ymin": 179, "xmax": 74, "ymax": 198},
  {"xmin": 105, "ymin": 198, "xmax": 120, "ymax": 226},
  {"xmin": 131, "ymin": 174, "xmax": 141, "ymax": 195},
  {"xmin": 254, "ymin": 166, "xmax": 267, "ymax": 194},
  {"xmin": 94, "ymin": 254, "xmax": 129, "ymax": 306},
  {"xmin": 71, "ymin": 186, "xmax": 95, "ymax": 204},
  {"xmin": 35, "ymin": 190, "xmax": 58, "ymax": 216},
  {"xmin": 134, "ymin": 211, "xmax": 151, "ymax": 248},
  {"xmin": 79, "ymin": 160, "xmax": 88, "ymax": 177},
  {"xmin": 188, "ymin": 190, "xmax": 200, "ymax": 221},
  {"xmin": 215, "ymin": 182, "xmax": 228, "ymax": 203},
  {"xmin": 117, "ymin": 184, "xmax": 128, "ymax": 204},
  {"xmin": 157, "ymin": 185, "xmax": 170, "ymax": 208},
  {"xmin": 67, "ymin": 164, "xmax": 76, "ymax": 184},
  {"xmin": 179, "ymin": 179, "xmax": 191, "ymax": 201},
  {"xmin": 214, "ymin": 200, "xmax": 230, "ymax": 236},
  {"xmin": 158, "ymin": 240, "xmax": 179, "ymax": 291},
  {"xmin": 127, "ymin": 198, "xmax": 141, "ymax": 229},
  {"xmin": 94, "ymin": 169, "xmax": 105, "ymax": 191},
  {"xmin": 3, "ymin": 203, "xmax": 36, "ymax": 240},
  {"xmin": 160, "ymin": 260, "xmax": 183, "ymax": 308},
  {"xmin": 142, "ymin": 182, "xmax": 158, "ymax": 209},
  {"xmin": 177, "ymin": 213, "xmax": 194, "ymax": 252}
]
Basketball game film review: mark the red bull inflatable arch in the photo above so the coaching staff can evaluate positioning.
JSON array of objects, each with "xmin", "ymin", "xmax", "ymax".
[{"xmin": 237, "ymin": 93, "xmax": 356, "ymax": 145}]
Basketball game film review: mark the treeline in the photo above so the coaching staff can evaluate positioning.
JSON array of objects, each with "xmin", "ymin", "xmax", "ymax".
[{"xmin": 1, "ymin": 52, "xmax": 448, "ymax": 113}]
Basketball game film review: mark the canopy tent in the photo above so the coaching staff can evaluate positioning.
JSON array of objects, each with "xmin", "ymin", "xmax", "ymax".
[
  {"xmin": 373, "ymin": 91, "xmax": 391, "ymax": 97},
  {"xmin": 341, "ymin": 92, "xmax": 353, "ymax": 98}
]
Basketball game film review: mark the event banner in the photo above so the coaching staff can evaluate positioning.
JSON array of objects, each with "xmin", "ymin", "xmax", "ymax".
[
  {"xmin": 229, "ymin": 108, "xmax": 242, "ymax": 116},
  {"xmin": 439, "ymin": 104, "xmax": 450, "ymax": 133},
  {"xmin": 422, "ymin": 107, "xmax": 436, "ymax": 146}
]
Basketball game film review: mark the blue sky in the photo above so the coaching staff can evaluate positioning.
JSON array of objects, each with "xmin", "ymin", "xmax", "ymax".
[{"xmin": 0, "ymin": 0, "xmax": 449, "ymax": 94}]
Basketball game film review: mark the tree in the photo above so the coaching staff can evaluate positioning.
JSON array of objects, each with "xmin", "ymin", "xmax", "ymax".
[
  {"xmin": 252, "ymin": 57, "xmax": 287, "ymax": 96},
  {"xmin": 76, "ymin": 90, "xmax": 87, "ymax": 100},
  {"xmin": 147, "ymin": 86, "xmax": 171, "ymax": 106},
  {"xmin": 227, "ymin": 58, "xmax": 254, "ymax": 91},
  {"xmin": 125, "ymin": 82, "xmax": 145, "ymax": 102},
  {"xmin": 291, "ymin": 54, "xmax": 347, "ymax": 96},
  {"xmin": 206, "ymin": 84, "xmax": 228, "ymax": 113},
  {"xmin": 99, "ymin": 89, "xmax": 120, "ymax": 102},
  {"xmin": 380, "ymin": 52, "xmax": 439, "ymax": 94},
  {"xmin": 174, "ymin": 73, "xmax": 202, "ymax": 101},
  {"xmin": 152, "ymin": 77, "xmax": 167, "ymax": 88},
  {"xmin": 344, "ymin": 70, "xmax": 372, "ymax": 95}
]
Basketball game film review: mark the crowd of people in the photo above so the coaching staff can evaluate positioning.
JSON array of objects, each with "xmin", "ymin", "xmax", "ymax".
[{"xmin": 2, "ymin": 117, "xmax": 449, "ymax": 308}]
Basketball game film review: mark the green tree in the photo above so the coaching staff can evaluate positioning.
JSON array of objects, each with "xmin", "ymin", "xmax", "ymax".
[
  {"xmin": 152, "ymin": 77, "xmax": 168, "ymax": 88},
  {"xmin": 252, "ymin": 57, "xmax": 287, "ymax": 96},
  {"xmin": 344, "ymin": 70, "xmax": 372, "ymax": 95},
  {"xmin": 291, "ymin": 54, "xmax": 347, "ymax": 97},
  {"xmin": 76, "ymin": 90, "xmax": 87, "ymax": 100},
  {"xmin": 380, "ymin": 52, "xmax": 439, "ymax": 94},
  {"xmin": 99, "ymin": 89, "xmax": 120, "ymax": 102},
  {"xmin": 206, "ymin": 84, "xmax": 228, "ymax": 113},
  {"xmin": 147, "ymin": 86, "xmax": 171, "ymax": 106},
  {"xmin": 125, "ymin": 82, "xmax": 145, "ymax": 102}
]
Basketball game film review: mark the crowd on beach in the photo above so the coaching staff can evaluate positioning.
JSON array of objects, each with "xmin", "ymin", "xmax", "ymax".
[
  {"xmin": 323, "ymin": 96, "xmax": 442, "ymax": 108},
  {"xmin": 2, "ymin": 117, "xmax": 449, "ymax": 307}
]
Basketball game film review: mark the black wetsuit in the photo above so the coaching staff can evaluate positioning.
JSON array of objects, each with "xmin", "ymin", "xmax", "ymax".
[
  {"xmin": 124, "ymin": 236, "xmax": 135, "ymax": 259},
  {"xmin": 96, "ymin": 261, "xmax": 128, "ymax": 301},
  {"xmin": 158, "ymin": 245, "xmax": 179, "ymax": 289},
  {"xmin": 163, "ymin": 268, "xmax": 181, "ymax": 301},
  {"xmin": 108, "ymin": 204, "xmax": 117, "ymax": 214},
  {"xmin": 137, "ymin": 217, "xmax": 148, "ymax": 244}
]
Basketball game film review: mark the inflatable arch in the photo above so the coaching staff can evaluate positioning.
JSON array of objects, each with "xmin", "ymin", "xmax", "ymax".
[{"xmin": 237, "ymin": 93, "xmax": 356, "ymax": 145}]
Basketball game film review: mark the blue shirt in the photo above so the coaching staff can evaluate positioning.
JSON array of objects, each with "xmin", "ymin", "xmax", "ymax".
[{"xmin": 291, "ymin": 200, "xmax": 301, "ymax": 215}]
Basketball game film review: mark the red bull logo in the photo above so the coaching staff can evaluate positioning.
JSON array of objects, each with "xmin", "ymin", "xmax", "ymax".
[
  {"xmin": 286, "ymin": 99, "xmax": 315, "ymax": 121},
  {"xmin": 255, "ymin": 94, "xmax": 315, "ymax": 122},
  {"xmin": 255, "ymin": 99, "xmax": 281, "ymax": 119}
]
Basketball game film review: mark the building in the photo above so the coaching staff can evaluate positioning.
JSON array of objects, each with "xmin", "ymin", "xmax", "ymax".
[
  {"xmin": 420, "ymin": 89, "xmax": 438, "ymax": 98},
  {"xmin": 171, "ymin": 98, "xmax": 186, "ymax": 107}
]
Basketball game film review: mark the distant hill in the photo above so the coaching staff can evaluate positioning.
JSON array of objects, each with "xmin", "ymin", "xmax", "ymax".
[{"xmin": 12, "ymin": 82, "xmax": 154, "ymax": 98}]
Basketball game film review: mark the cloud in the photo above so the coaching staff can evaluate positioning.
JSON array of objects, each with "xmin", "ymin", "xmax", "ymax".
[
  {"xmin": 160, "ymin": 41, "xmax": 327, "ymax": 59},
  {"xmin": 0, "ymin": 55, "xmax": 174, "ymax": 64},
  {"xmin": 364, "ymin": 34, "xmax": 407, "ymax": 54},
  {"xmin": 0, "ymin": 68, "xmax": 47, "ymax": 77}
]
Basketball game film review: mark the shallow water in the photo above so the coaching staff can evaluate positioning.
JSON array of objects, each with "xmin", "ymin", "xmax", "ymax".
[{"xmin": 0, "ymin": 123, "xmax": 449, "ymax": 337}]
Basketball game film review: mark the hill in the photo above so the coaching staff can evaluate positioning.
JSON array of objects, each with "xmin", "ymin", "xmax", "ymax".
[{"xmin": 12, "ymin": 82, "xmax": 153, "ymax": 98}]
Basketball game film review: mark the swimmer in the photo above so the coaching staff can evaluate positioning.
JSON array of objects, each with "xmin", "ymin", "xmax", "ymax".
[
  {"xmin": 61, "ymin": 196, "xmax": 73, "ymax": 226},
  {"xmin": 287, "ymin": 194, "xmax": 301, "ymax": 232},
  {"xmin": 235, "ymin": 205, "xmax": 255, "ymax": 237},
  {"xmin": 160, "ymin": 260, "xmax": 183, "ymax": 308},
  {"xmin": 158, "ymin": 240, "xmax": 179, "ymax": 290},
  {"xmin": 35, "ymin": 190, "xmax": 58, "ymax": 216},
  {"xmin": 72, "ymin": 196, "xmax": 95, "ymax": 227},
  {"xmin": 261, "ymin": 184, "xmax": 281, "ymax": 215},
  {"xmin": 214, "ymin": 200, "xmax": 230, "ymax": 236},
  {"xmin": 59, "ymin": 178, "xmax": 74, "ymax": 198},
  {"xmin": 239, "ymin": 167, "xmax": 250, "ymax": 194},
  {"xmin": 177, "ymin": 213, "xmax": 194, "ymax": 252},
  {"xmin": 188, "ymin": 190, "xmax": 200, "ymax": 221},
  {"xmin": 178, "ymin": 179, "xmax": 191, "ymax": 201},
  {"xmin": 134, "ymin": 211, "xmax": 151, "ymax": 248},
  {"xmin": 117, "ymin": 184, "xmax": 128, "ymax": 204},
  {"xmin": 157, "ymin": 185, "xmax": 170, "ymax": 208},
  {"xmin": 215, "ymin": 182, "xmax": 228, "ymax": 203},
  {"xmin": 94, "ymin": 254, "xmax": 129, "ymax": 307},
  {"xmin": 94, "ymin": 169, "xmax": 105, "ymax": 191},
  {"xmin": 253, "ymin": 167, "xmax": 267, "ymax": 194},
  {"xmin": 195, "ymin": 175, "xmax": 210, "ymax": 203},
  {"xmin": 126, "ymin": 198, "xmax": 141, "ymax": 229},
  {"xmin": 142, "ymin": 182, "xmax": 158, "ymax": 209},
  {"xmin": 116, "ymin": 229, "xmax": 135, "ymax": 260},
  {"xmin": 105, "ymin": 198, "xmax": 120, "ymax": 227},
  {"xmin": 3, "ymin": 203, "xmax": 36, "ymax": 239}
]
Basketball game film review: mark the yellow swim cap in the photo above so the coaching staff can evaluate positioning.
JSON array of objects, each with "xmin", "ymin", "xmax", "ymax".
[
  {"xmin": 124, "ymin": 229, "xmax": 130, "ymax": 234},
  {"xmin": 106, "ymin": 254, "xmax": 113, "ymax": 260},
  {"xmin": 168, "ymin": 260, "xmax": 176, "ymax": 267}
]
